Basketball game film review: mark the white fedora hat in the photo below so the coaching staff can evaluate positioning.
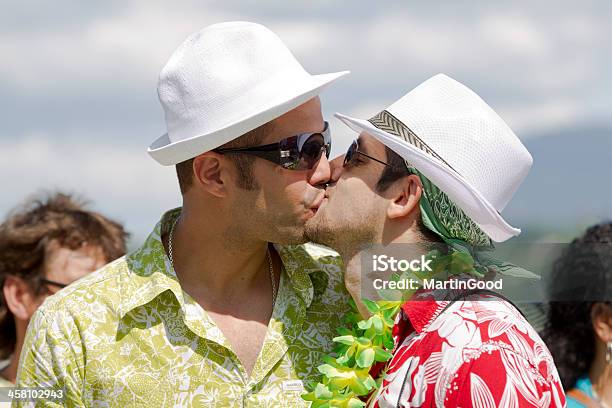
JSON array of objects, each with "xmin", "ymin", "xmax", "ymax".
[
  {"xmin": 335, "ymin": 74, "xmax": 532, "ymax": 242},
  {"xmin": 148, "ymin": 21, "xmax": 349, "ymax": 165}
]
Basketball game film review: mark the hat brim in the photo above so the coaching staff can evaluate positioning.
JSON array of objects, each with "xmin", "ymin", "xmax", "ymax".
[
  {"xmin": 148, "ymin": 71, "xmax": 349, "ymax": 166},
  {"xmin": 335, "ymin": 112, "xmax": 521, "ymax": 243}
]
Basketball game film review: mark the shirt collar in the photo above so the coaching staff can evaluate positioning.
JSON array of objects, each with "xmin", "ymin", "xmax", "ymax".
[
  {"xmin": 399, "ymin": 291, "xmax": 449, "ymax": 334},
  {"xmin": 118, "ymin": 208, "xmax": 183, "ymax": 320},
  {"xmin": 274, "ymin": 244, "xmax": 323, "ymax": 308}
]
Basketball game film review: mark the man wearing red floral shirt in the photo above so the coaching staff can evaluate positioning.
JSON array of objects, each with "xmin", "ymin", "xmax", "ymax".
[{"xmin": 305, "ymin": 74, "xmax": 566, "ymax": 407}]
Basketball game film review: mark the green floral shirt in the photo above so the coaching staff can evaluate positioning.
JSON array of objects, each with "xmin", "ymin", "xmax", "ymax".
[{"xmin": 15, "ymin": 209, "xmax": 350, "ymax": 407}]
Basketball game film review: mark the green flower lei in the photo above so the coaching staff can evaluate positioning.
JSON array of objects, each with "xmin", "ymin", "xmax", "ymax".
[
  {"xmin": 301, "ymin": 296, "xmax": 400, "ymax": 408},
  {"xmin": 302, "ymin": 247, "xmax": 538, "ymax": 407}
]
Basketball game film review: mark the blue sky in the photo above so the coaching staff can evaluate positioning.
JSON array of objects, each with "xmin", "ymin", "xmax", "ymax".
[{"xmin": 1, "ymin": 0, "xmax": 611, "ymax": 244}]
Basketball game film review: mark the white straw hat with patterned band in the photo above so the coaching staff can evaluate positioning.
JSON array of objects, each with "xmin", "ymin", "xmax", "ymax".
[
  {"xmin": 335, "ymin": 74, "xmax": 532, "ymax": 242},
  {"xmin": 148, "ymin": 21, "xmax": 349, "ymax": 165}
]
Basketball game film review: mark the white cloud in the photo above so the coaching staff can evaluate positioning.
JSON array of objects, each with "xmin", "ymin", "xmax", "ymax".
[
  {"xmin": 2, "ymin": 3, "xmax": 609, "ymax": 129},
  {"xmin": 0, "ymin": 1, "xmax": 232, "ymax": 93},
  {"xmin": 479, "ymin": 13, "xmax": 550, "ymax": 57},
  {"xmin": 0, "ymin": 133, "xmax": 181, "ymax": 241},
  {"xmin": 498, "ymin": 99, "xmax": 584, "ymax": 135}
]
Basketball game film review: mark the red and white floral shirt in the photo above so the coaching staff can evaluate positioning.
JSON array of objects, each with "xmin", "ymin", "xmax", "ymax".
[{"xmin": 368, "ymin": 292, "xmax": 566, "ymax": 408}]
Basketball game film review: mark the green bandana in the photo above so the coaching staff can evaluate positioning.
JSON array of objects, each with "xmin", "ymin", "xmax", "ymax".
[
  {"xmin": 410, "ymin": 165, "xmax": 539, "ymax": 280},
  {"xmin": 416, "ymin": 167, "xmax": 492, "ymax": 248}
]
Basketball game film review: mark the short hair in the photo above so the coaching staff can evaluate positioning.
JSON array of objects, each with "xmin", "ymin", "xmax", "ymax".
[
  {"xmin": 175, "ymin": 121, "xmax": 273, "ymax": 194},
  {"xmin": 376, "ymin": 146, "xmax": 441, "ymax": 242},
  {"xmin": 376, "ymin": 146, "xmax": 414, "ymax": 193},
  {"xmin": 0, "ymin": 192, "xmax": 129, "ymax": 359}
]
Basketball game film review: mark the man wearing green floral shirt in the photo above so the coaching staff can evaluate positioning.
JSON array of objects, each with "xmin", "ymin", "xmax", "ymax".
[{"xmin": 15, "ymin": 22, "xmax": 350, "ymax": 407}]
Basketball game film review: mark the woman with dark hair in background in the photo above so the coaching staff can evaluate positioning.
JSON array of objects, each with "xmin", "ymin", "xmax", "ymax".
[
  {"xmin": 544, "ymin": 223, "xmax": 612, "ymax": 408},
  {"xmin": 0, "ymin": 192, "xmax": 128, "ymax": 401}
]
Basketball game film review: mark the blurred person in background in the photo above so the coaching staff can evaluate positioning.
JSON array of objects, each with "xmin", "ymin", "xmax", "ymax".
[
  {"xmin": 543, "ymin": 222, "xmax": 612, "ymax": 408},
  {"xmin": 0, "ymin": 192, "xmax": 128, "ymax": 396}
]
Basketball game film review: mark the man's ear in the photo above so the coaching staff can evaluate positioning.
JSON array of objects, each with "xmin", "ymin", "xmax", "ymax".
[
  {"xmin": 192, "ymin": 152, "xmax": 229, "ymax": 198},
  {"xmin": 3, "ymin": 276, "xmax": 39, "ymax": 321},
  {"xmin": 591, "ymin": 303, "xmax": 612, "ymax": 342},
  {"xmin": 387, "ymin": 174, "xmax": 422, "ymax": 220}
]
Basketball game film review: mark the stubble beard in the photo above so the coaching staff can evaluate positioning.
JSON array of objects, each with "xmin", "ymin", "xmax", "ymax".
[
  {"xmin": 305, "ymin": 209, "xmax": 378, "ymax": 258},
  {"xmin": 229, "ymin": 193, "xmax": 310, "ymax": 246}
]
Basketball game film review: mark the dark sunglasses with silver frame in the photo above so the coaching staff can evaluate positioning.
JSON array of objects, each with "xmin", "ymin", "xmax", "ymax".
[
  {"xmin": 215, "ymin": 121, "xmax": 331, "ymax": 170},
  {"xmin": 343, "ymin": 139, "xmax": 392, "ymax": 167}
]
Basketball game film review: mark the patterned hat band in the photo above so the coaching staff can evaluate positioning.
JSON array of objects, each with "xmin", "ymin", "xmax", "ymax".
[
  {"xmin": 367, "ymin": 110, "xmax": 459, "ymax": 175},
  {"xmin": 366, "ymin": 110, "xmax": 492, "ymax": 248}
]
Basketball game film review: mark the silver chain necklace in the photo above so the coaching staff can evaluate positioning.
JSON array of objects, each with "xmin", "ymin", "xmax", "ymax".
[{"xmin": 168, "ymin": 217, "xmax": 276, "ymax": 305}]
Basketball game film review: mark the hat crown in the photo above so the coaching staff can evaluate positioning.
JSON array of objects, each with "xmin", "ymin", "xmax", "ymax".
[
  {"xmin": 157, "ymin": 22, "xmax": 308, "ymax": 144},
  {"xmin": 148, "ymin": 21, "xmax": 348, "ymax": 165},
  {"xmin": 386, "ymin": 74, "xmax": 532, "ymax": 212}
]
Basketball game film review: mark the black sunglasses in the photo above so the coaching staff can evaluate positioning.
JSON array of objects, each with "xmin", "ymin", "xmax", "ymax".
[
  {"xmin": 343, "ymin": 140, "xmax": 391, "ymax": 167},
  {"xmin": 215, "ymin": 122, "xmax": 331, "ymax": 170}
]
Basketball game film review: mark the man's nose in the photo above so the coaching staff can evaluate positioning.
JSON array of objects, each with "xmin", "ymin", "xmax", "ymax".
[{"xmin": 308, "ymin": 150, "xmax": 331, "ymax": 186}]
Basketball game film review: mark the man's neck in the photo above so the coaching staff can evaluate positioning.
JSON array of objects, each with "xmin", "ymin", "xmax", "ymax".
[
  {"xmin": 339, "ymin": 228, "xmax": 426, "ymax": 318},
  {"xmin": 590, "ymin": 341, "xmax": 612, "ymax": 406},
  {"xmin": 162, "ymin": 204, "xmax": 281, "ymax": 376},
  {"xmin": 162, "ymin": 207, "xmax": 273, "ymax": 309}
]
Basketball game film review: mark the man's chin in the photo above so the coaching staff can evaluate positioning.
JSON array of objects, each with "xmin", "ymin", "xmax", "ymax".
[{"xmin": 304, "ymin": 211, "xmax": 347, "ymax": 249}]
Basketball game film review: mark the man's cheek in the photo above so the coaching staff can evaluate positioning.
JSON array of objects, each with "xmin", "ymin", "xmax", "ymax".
[{"xmin": 281, "ymin": 183, "xmax": 309, "ymax": 209}]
